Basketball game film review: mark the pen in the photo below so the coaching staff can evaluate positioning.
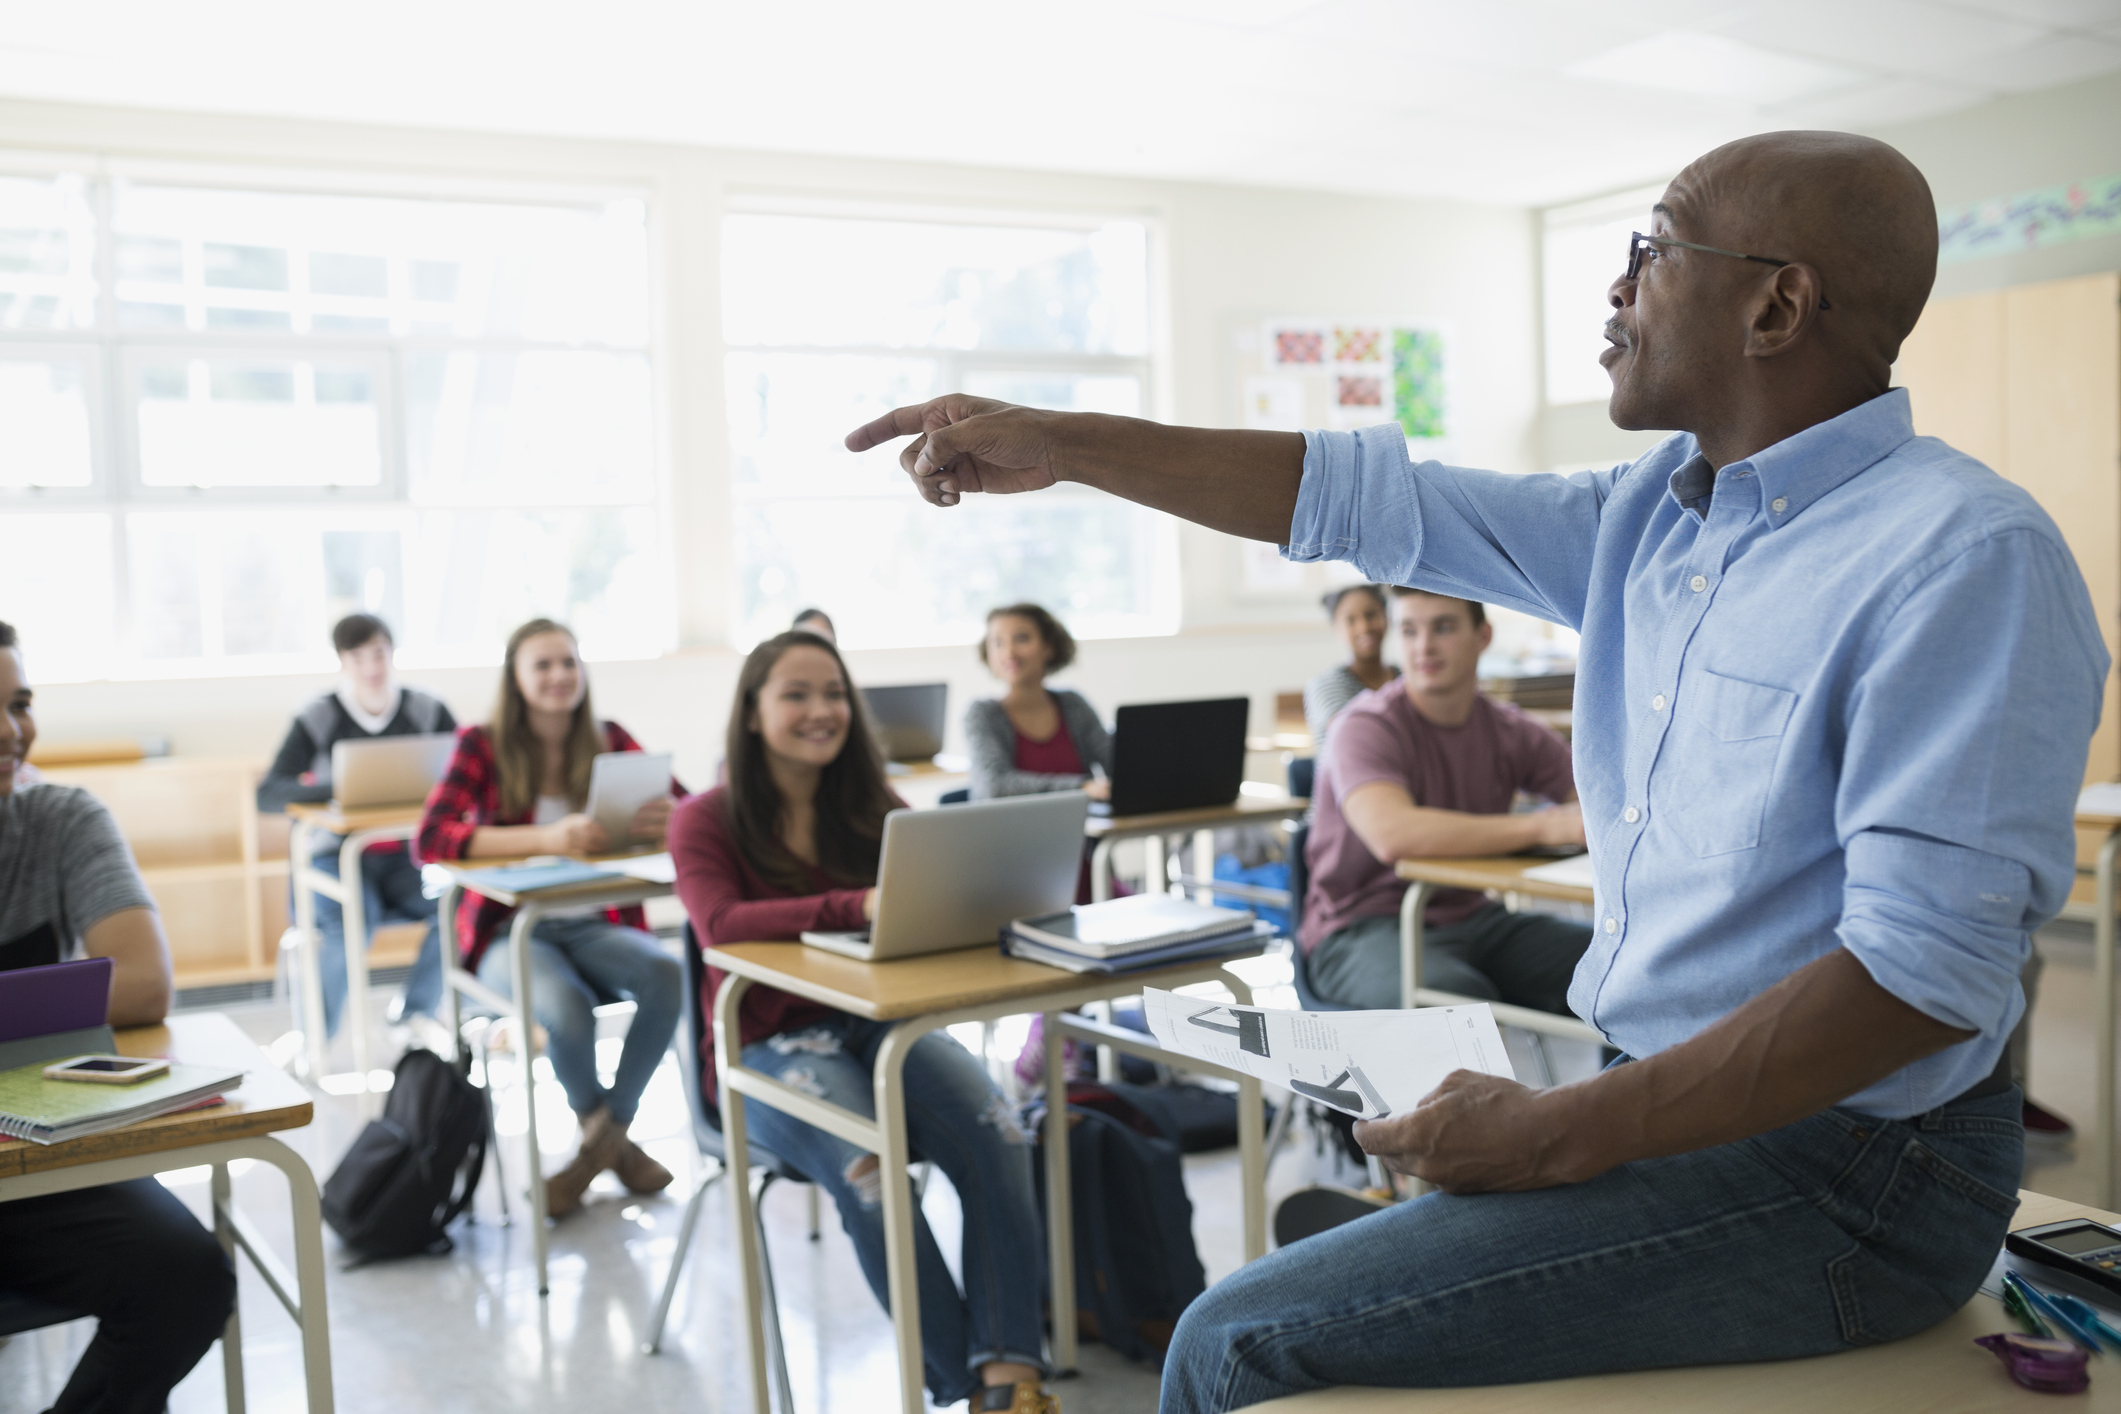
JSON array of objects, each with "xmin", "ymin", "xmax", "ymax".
[
  {"xmin": 2044, "ymin": 1291, "xmax": 2121, "ymax": 1353},
  {"xmin": 2004, "ymin": 1272, "xmax": 2105, "ymax": 1354},
  {"xmin": 2002, "ymin": 1277, "xmax": 2054, "ymax": 1338}
]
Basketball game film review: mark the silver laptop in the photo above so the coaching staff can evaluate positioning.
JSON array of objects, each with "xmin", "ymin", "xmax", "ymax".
[
  {"xmin": 861, "ymin": 682, "xmax": 948, "ymax": 763},
  {"xmin": 800, "ymin": 792, "xmax": 1089, "ymax": 961},
  {"xmin": 331, "ymin": 732, "xmax": 457, "ymax": 809}
]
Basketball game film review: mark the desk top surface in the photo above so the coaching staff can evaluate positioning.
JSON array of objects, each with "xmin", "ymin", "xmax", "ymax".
[
  {"xmin": 1254, "ymin": 1189, "xmax": 2118, "ymax": 1413},
  {"xmin": 435, "ymin": 850, "xmax": 673, "ymax": 907},
  {"xmin": 285, "ymin": 800, "xmax": 426, "ymax": 832},
  {"xmin": 0, "ymin": 1012, "xmax": 312, "ymax": 1179},
  {"xmin": 1394, "ymin": 854, "xmax": 1597, "ymax": 904},
  {"xmin": 710, "ymin": 940, "xmax": 1258, "ymax": 1021},
  {"xmin": 1084, "ymin": 793, "xmax": 1308, "ymax": 837}
]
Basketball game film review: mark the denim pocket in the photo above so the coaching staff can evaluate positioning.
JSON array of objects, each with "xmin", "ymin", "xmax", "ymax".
[
  {"xmin": 1663, "ymin": 669, "xmax": 1797, "ymax": 858},
  {"xmin": 1825, "ymin": 1134, "xmax": 2020, "ymax": 1346}
]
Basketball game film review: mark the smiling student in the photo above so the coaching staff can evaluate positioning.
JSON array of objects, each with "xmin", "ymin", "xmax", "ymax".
[
  {"xmin": 416, "ymin": 617, "xmax": 683, "ymax": 1218},
  {"xmin": 671, "ymin": 630, "xmax": 1059, "ymax": 1414},
  {"xmin": 1301, "ymin": 583, "xmax": 1397, "ymax": 748},
  {"xmin": 0, "ymin": 620, "xmax": 236, "ymax": 1414},
  {"xmin": 964, "ymin": 602, "xmax": 1111, "ymax": 802},
  {"xmin": 257, "ymin": 613, "xmax": 456, "ymax": 1038}
]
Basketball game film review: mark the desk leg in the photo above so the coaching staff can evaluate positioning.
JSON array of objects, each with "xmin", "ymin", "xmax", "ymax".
[
  {"xmin": 1090, "ymin": 838, "xmax": 1117, "ymax": 904},
  {"xmin": 211, "ymin": 1160, "xmax": 248, "ymax": 1414},
  {"xmin": 2100, "ymin": 833, "xmax": 2119, "ymax": 1211},
  {"xmin": 715, "ymin": 975, "xmax": 773, "ymax": 1414},
  {"xmin": 290, "ymin": 821, "xmax": 327, "ymax": 1082},
  {"xmin": 507, "ymin": 906, "xmax": 552, "ymax": 1295},
  {"xmin": 876, "ymin": 1019, "xmax": 936, "ymax": 1414},
  {"xmin": 338, "ymin": 833, "xmax": 374, "ymax": 1111},
  {"xmin": 1192, "ymin": 827, "xmax": 1217, "ymax": 906},
  {"xmin": 439, "ymin": 886, "xmax": 464, "ymax": 1067},
  {"xmin": 1044, "ymin": 1007, "xmax": 1078, "ymax": 1373},
  {"xmin": 1218, "ymin": 972, "xmax": 1267, "ymax": 1264}
]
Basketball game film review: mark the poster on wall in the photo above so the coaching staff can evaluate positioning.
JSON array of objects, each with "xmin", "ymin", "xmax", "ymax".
[{"xmin": 1261, "ymin": 318, "xmax": 1449, "ymax": 444}]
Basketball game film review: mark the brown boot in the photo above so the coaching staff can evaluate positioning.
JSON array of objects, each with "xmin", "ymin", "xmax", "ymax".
[
  {"xmin": 976, "ymin": 1382, "xmax": 1058, "ymax": 1414},
  {"xmin": 544, "ymin": 1107, "xmax": 624, "ymax": 1219},
  {"xmin": 613, "ymin": 1136, "xmax": 673, "ymax": 1195}
]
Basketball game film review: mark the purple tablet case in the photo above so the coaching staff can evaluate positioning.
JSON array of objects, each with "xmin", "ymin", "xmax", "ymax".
[{"xmin": 0, "ymin": 957, "xmax": 114, "ymax": 1044}]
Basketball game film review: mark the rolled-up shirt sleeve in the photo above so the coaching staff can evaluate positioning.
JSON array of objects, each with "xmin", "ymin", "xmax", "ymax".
[
  {"xmin": 1283, "ymin": 425, "xmax": 1621, "ymax": 630},
  {"xmin": 1835, "ymin": 527, "xmax": 2108, "ymax": 1056}
]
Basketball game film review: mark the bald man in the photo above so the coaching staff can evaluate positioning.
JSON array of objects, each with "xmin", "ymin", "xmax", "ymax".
[{"xmin": 849, "ymin": 130, "xmax": 2108, "ymax": 1408}]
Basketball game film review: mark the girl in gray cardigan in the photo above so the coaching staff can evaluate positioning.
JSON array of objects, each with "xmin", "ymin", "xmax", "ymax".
[{"xmin": 965, "ymin": 604, "xmax": 1113, "ymax": 799}]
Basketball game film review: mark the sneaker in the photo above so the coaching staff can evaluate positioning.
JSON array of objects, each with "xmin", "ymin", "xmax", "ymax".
[
  {"xmin": 1273, "ymin": 1184, "xmax": 1392, "ymax": 1248},
  {"xmin": 2024, "ymin": 1099, "xmax": 2075, "ymax": 1138},
  {"xmin": 976, "ymin": 1382, "xmax": 1058, "ymax": 1414}
]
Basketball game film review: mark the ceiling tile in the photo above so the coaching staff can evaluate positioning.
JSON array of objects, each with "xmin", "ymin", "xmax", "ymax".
[
  {"xmin": 1946, "ymin": 0, "xmax": 2121, "ymax": 27},
  {"xmin": 1769, "ymin": 75, "xmax": 1994, "ymax": 124},
  {"xmin": 1933, "ymin": 32, "xmax": 2121, "ymax": 88},
  {"xmin": 1567, "ymin": 32, "xmax": 1868, "ymax": 104},
  {"xmin": 1712, "ymin": 0, "xmax": 2044, "ymax": 73}
]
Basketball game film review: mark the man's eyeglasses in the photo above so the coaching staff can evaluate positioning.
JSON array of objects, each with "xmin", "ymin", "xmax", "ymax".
[{"xmin": 1626, "ymin": 231, "xmax": 1832, "ymax": 310}]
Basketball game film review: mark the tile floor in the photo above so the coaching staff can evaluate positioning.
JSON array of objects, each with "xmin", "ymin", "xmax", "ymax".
[{"xmin": 1, "ymin": 924, "xmax": 2106, "ymax": 1414}]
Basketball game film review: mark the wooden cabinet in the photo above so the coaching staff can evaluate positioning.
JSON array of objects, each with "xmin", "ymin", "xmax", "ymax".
[
  {"xmin": 31, "ymin": 756, "xmax": 288, "ymax": 988},
  {"xmin": 1896, "ymin": 271, "xmax": 2121, "ymax": 792}
]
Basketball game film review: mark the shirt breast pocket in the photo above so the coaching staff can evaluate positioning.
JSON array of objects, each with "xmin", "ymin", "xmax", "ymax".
[{"xmin": 1667, "ymin": 669, "xmax": 1797, "ymax": 858}]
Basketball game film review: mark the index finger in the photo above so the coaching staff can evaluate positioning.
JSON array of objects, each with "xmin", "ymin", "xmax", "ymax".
[{"xmin": 845, "ymin": 402, "xmax": 938, "ymax": 454}]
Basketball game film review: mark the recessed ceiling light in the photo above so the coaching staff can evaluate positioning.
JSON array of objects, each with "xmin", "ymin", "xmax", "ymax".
[{"xmin": 1567, "ymin": 32, "xmax": 1867, "ymax": 106}]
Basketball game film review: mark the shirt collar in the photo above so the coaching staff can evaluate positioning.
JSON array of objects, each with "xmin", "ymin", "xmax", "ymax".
[
  {"xmin": 1663, "ymin": 388, "xmax": 1917, "ymax": 528},
  {"xmin": 337, "ymin": 683, "xmax": 401, "ymax": 735}
]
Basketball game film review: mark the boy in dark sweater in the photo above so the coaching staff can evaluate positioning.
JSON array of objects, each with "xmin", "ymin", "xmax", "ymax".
[{"xmin": 257, "ymin": 614, "xmax": 455, "ymax": 1035}]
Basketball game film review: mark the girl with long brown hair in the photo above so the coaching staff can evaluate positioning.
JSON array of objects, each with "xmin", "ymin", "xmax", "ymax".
[
  {"xmin": 670, "ymin": 630, "xmax": 1059, "ymax": 1414},
  {"xmin": 417, "ymin": 618, "xmax": 684, "ymax": 1218}
]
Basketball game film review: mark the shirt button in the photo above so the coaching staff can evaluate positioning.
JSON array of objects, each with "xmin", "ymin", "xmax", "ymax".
[
  {"xmin": 1771, "ymin": 497, "xmax": 1788, "ymax": 513},
  {"xmin": 1690, "ymin": 575, "xmax": 1708, "ymax": 592},
  {"xmin": 1604, "ymin": 916, "xmax": 1618, "ymax": 934},
  {"xmin": 1623, "ymin": 806, "xmax": 1640, "ymax": 823},
  {"xmin": 1651, "ymin": 694, "xmax": 1666, "ymax": 711}
]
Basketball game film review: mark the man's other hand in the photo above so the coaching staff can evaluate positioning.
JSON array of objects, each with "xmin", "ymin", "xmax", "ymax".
[
  {"xmin": 1353, "ymin": 1071, "xmax": 1600, "ymax": 1194},
  {"xmin": 844, "ymin": 395, "xmax": 1060, "ymax": 506},
  {"xmin": 1533, "ymin": 801, "xmax": 1586, "ymax": 849}
]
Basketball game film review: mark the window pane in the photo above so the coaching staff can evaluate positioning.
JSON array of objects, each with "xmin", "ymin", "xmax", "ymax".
[
  {"xmin": 405, "ymin": 351, "xmax": 653, "ymax": 504},
  {"xmin": 959, "ymin": 369, "xmax": 1142, "ymax": 416},
  {"xmin": 1543, "ymin": 214, "xmax": 1637, "ymax": 405},
  {"xmin": 127, "ymin": 512, "xmax": 325, "ymax": 660},
  {"xmin": 723, "ymin": 213, "xmax": 1149, "ymax": 354},
  {"xmin": 0, "ymin": 357, "xmax": 94, "ymax": 488},
  {"xmin": 135, "ymin": 356, "xmax": 384, "ymax": 488},
  {"xmin": 0, "ymin": 173, "xmax": 97, "ymax": 331},
  {"xmin": 112, "ymin": 182, "xmax": 648, "ymax": 343},
  {"xmin": 400, "ymin": 507, "xmax": 669, "ymax": 663},
  {"xmin": 725, "ymin": 352, "xmax": 940, "ymax": 494},
  {"xmin": 0, "ymin": 514, "xmax": 113, "ymax": 679},
  {"xmin": 738, "ymin": 494, "xmax": 1172, "ymax": 650}
]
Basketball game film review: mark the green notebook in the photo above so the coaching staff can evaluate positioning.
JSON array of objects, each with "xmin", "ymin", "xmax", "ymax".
[{"xmin": 0, "ymin": 1058, "xmax": 245, "ymax": 1145}]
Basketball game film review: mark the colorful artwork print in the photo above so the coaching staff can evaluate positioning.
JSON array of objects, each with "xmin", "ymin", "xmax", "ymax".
[
  {"xmin": 1272, "ymin": 328, "xmax": 1326, "ymax": 365},
  {"xmin": 1333, "ymin": 326, "xmax": 1384, "ymax": 363},
  {"xmin": 1336, "ymin": 374, "xmax": 1384, "ymax": 408},
  {"xmin": 1392, "ymin": 327, "xmax": 1445, "ymax": 440},
  {"xmin": 1938, "ymin": 172, "xmax": 2121, "ymax": 265}
]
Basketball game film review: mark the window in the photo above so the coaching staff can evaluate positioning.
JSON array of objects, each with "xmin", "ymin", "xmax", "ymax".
[
  {"xmin": 723, "ymin": 206, "xmax": 1174, "ymax": 650},
  {"xmin": 0, "ymin": 164, "xmax": 665, "ymax": 679},
  {"xmin": 1541, "ymin": 185, "xmax": 1662, "ymax": 407}
]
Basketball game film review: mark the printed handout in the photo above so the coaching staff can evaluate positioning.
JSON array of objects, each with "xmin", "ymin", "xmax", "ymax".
[{"xmin": 1142, "ymin": 989, "xmax": 1515, "ymax": 1121}]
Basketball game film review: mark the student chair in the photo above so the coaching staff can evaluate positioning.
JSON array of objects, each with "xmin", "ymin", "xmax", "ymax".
[
  {"xmin": 1286, "ymin": 755, "xmax": 1316, "ymax": 802},
  {"xmin": 937, "ymin": 787, "xmax": 971, "ymax": 805},
  {"xmin": 644, "ymin": 924, "xmax": 813, "ymax": 1414}
]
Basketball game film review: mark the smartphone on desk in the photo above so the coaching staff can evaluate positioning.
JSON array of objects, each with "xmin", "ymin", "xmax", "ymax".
[{"xmin": 43, "ymin": 1054, "xmax": 171, "ymax": 1084}]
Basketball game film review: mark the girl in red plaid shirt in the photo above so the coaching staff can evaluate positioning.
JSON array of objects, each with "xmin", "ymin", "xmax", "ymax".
[{"xmin": 417, "ymin": 618, "xmax": 684, "ymax": 1218}]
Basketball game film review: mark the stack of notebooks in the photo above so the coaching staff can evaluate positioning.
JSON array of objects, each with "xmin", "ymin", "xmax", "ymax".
[{"xmin": 1002, "ymin": 894, "xmax": 1275, "ymax": 974}]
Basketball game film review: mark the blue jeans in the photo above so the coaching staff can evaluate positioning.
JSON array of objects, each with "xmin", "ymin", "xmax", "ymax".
[
  {"xmin": 1309, "ymin": 903, "xmax": 1590, "ymax": 1015},
  {"xmin": 1162, "ymin": 1084, "xmax": 2024, "ymax": 1412},
  {"xmin": 298, "ymin": 845, "xmax": 443, "ymax": 1037},
  {"xmin": 740, "ymin": 1014, "xmax": 1047, "ymax": 1404},
  {"xmin": 475, "ymin": 916, "xmax": 681, "ymax": 1126}
]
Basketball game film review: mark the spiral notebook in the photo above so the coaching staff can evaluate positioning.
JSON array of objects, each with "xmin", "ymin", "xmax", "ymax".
[{"xmin": 0, "ymin": 1058, "xmax": 244, "ymax": 1145}]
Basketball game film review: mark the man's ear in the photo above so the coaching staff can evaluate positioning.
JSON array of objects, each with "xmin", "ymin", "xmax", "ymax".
[
  {"xmin": 1477, "ymin": 620, "xmax": 1494, "ymax": 653},
  {"xmin": 1742, "ymin": 264, "xmax": 1826, "ymax": 359}
]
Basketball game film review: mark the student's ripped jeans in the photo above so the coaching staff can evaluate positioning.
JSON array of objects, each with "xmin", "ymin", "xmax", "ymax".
[
  {"xmin": 475, "ymin": 916, "xmax": 681, "ymax": 1127},
  {"xmin": 1160, "ymin": 1080, "xmax": 2023, "ymax": 1413},
  {"xmin": 739, "ymin": 1015, "xmax": 1048, "ymax": 1405}
]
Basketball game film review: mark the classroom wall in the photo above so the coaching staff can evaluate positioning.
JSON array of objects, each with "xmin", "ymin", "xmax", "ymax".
[{"xmin": 2, "ymin": 95, "xmax": 1541, "ymax": 774}]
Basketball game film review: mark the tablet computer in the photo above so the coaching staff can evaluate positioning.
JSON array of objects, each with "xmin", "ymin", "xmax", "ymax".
[{"xmin": 586, "ymin": 751, "xmax": 672, "ymax": 844}]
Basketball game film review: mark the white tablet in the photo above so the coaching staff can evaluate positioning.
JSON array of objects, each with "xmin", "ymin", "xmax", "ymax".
[{"xmin": 586, "ymin": 751, "xmax": 672, "ymax": 844}]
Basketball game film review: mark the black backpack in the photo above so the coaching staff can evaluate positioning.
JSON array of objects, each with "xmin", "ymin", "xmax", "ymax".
[
  {"xmin": 1022, "ymin": 1087, "xmax": 1208, "ymax": 1366},
  {"xmin": 321, "ymin": 1048, "xmax": 489, "ymax": 1262}
]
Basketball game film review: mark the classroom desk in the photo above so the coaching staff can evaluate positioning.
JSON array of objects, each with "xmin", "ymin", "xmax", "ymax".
[
  {"xmin": 2079, "ymin": 805, "xmax": 2121, "ymax": 1210},
  {"xmin": 284, "ymin": 801, "xmax": 425, "ymax": 1094},
  {"xmin": 0, "ymin": 1012, "xmax": 333, "ymax": 1412},
  {"xmin": 1392, "ymin": 855, "xmax": 1604, "ymax": 1047},
  {"xmin": 433, "ymin": 852, "xmax": 673, "ymax": 1298},
  {"xmin": 1253, "ymin": 1189, "xmax": 2118, "ymax": 1413},
  {"xmin": 708, "ymin": 940, "xmax": 1271, "ymax": 1414},
  {"xmin": 1085, "ymin": 792, "xmax": 1310, "ymax": 903}
]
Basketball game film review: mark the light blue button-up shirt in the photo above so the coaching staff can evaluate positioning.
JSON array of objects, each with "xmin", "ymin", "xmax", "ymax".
[{"xmin": 1286, "ymin": 390, "xmax": 2108, "ymax": 1118}]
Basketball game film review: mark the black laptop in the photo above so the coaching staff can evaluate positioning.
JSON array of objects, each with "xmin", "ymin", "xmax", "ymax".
[
  {"xmin": 1094, "ymin": 697, "xmax": 1250, "ymax": 816},
  {"xmin": 861, "ymin": 682, "xmax": 948, "ymax": 763}
]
